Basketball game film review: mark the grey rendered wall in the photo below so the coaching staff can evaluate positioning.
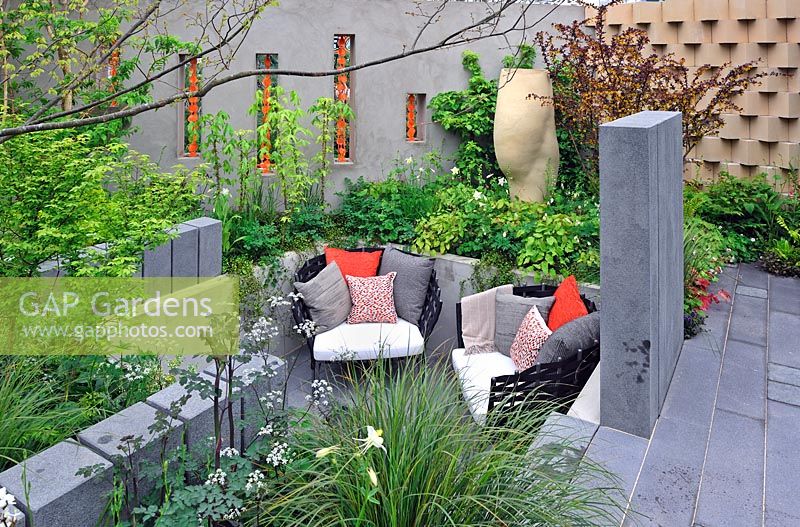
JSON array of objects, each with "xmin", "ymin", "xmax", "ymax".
[{"xmin": 127, "ymin": 0, "xmax": 585, "ymax": 204}]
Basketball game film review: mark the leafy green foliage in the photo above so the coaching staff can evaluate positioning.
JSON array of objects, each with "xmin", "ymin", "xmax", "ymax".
[
  {"xmin": 685, "ymin": 173, "xmax": 800, "ymax": 262},
  {"xmin": 682, "ymin": 216, "xmax": 731, "ymax": 338},
  {"xmin": 339, "ymin": 177, "xmax": 437, "ymax": 246},
  {"xmin": 763, "ymin": 217, "xmax": 800, "ymax": 277},
  {"xmin": 0, "ymin": 127, "xmax": 203, "ymax": 277},
  {"xmin": 429, "ymin": 51, "xmax": 500, "ymax": 184},
  {"xmin": 0, "ymin": 355, "xmax": 170, "ymax": 471},
  {"xmin": 206, "ymin": 91, "xmax": 350, "ymax": 264},
  {"xmin": 411, "ymin": 182, "xmax": 600, "ymax": 283}
]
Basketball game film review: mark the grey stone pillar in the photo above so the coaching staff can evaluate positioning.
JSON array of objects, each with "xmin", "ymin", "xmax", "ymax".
[{"xmin": 599, "ymin": 111, "xmax": 684, "ymax": 438}]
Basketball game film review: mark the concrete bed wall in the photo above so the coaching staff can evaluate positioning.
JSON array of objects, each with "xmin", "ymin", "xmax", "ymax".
[
  {"xmin": 127, "ymin": 0, "xmax": 586, "ymax": 205},
  {"xmin": 38, "ymin": 217, "xmax": 223, "ymax": 281}
]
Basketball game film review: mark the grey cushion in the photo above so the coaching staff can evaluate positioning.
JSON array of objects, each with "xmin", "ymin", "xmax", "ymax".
[
  {"xmin": 378, "ymin": 246, "xmax": 434, "ymax": 324},
  {"xmin": 494, "ymin": 293, "xmax": 555, "ymax": 356},
  {"xmin": 537, "ymin": 311, "xmax": 600, "ymax": 364},
  {"xmin": 293, "ymin": 261, "xmax": 352, "ymax": 333}
]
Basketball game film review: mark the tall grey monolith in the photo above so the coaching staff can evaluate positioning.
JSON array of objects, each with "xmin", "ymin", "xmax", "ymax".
[{"xmin": 599, "ymin": 111, "xmax": 684, "ymax": 438}]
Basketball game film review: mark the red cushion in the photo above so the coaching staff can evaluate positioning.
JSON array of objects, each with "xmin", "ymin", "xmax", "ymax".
[
  {"xmin": 509, "ymin": 306, "xmax": 553, "ymax": 371},
  {"xmin": 325, "ymin": 247, "xmax": 383, "ymax": 278},
  {"xmin": 346, "ymin": 273, "xmax": 398, "ymax": 324},
  {"xmin": 547, "ymin": 275, "xmax": 589, "ymax": 331}
]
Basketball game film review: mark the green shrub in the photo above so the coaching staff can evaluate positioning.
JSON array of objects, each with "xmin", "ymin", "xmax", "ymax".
[
  {"xmin": 0, "ymin": 129, "xmax": 204, "ymax": 277},
  {"xmin": 234, "ymin": 219, "xmax": 281, "ymax": 263},
  {"xmin": 339, "ymin": 177, "xmax": 437, "ymax": 245},
  {"xmin": 683, "ymin": 216, "xmax": 731, "ymax": 337},
  {"xmin": 413, "ymin": 183, "xmax": 600, "ymax": 282},
  {"xmin": 0, "ymin": 355, "xmax": 169, "ymax": 471},
  {"xmin": 284, "ymin": 201, "xmax": 333, "ymax": 250},
  {"xmin": 685, "ymin": 173, "xmax": 797, "ymax": 262},
  {"xmin": 763, "ymin": 217, "xmax": 800, "ymax": 277}
]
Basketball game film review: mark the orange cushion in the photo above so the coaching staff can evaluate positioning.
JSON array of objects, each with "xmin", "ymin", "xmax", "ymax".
[
  {"xmin": 547, "ymin": 275, "xmax": 589, "ymax": 331},
  {"xmin": 324, "ymin": 247, "xmax": 383, "ymax": 278}
]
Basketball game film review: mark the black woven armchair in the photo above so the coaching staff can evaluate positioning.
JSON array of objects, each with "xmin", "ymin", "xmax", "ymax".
[
  {"xmin": 455, "ymin": 284, "xmax": 599, "ymax": 416},
  {"xmin": 291, "ymin": 248, "xmax": 443, "ymax": 372}
]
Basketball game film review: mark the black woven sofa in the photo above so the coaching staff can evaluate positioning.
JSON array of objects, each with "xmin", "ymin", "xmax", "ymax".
[
  {"xmin": 454, "ymin": 284, "xmax": 599, "ymax": 420},
  {"xmin": 291, "ymin": 247, "xmax": 443, "ymax": 376}
]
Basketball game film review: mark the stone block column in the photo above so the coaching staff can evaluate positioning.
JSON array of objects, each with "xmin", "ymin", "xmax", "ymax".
[{"xmin": 599, "ymin": 111, "xmax": 684, "ymax": 438}]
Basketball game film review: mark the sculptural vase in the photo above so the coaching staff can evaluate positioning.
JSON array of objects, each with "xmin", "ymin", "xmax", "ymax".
[{"xmin": 494, "ymin": 68, "xmax": 559, "ymax": 202}]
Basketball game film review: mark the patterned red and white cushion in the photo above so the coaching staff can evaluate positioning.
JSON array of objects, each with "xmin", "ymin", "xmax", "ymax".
[
  {"xmin": 509, "ymin": 306, "xmax": 553, "ymax": 371},
  {"xmin": 345, "ymin": 273, "xmax": 398, "ymax": 324}
]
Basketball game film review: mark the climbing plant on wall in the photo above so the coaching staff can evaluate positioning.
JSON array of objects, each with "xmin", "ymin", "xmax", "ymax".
[{"xmin": 429, "ymin": 45, "xmax": 537, "ymax": 186}]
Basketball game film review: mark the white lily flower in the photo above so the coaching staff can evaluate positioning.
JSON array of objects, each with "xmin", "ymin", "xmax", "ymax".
[
  {"xmin": 473, "ymin": 190, "xmax": 484, "ymax": 201},
  {"xmin": 450, "ymin": 167, "xmax": 459, "ymax": 175},
  {"xmin": 355, "ymin": 426, "xmax": 386, "ymax": 453},
  {"xmin": 405, "ymin": 157, "xmax": 413, "ymax": 164},
  {"xmin": 316, "ymin": 445, "xmax": 339, "ymax": 458},
  {"xmin": 220, "ymin": 188, "xmax": 231, "ymax": 197},
  {"xmin": 367, "ymin": 467, "xmax": 379, "ymax": 487}
]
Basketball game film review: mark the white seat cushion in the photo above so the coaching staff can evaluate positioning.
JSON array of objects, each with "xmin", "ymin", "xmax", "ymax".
[
  {"xmin": 451, "ymin": 348, "xmax": 517, "ymax": 423},
  {"xmin": 313, "ymin": 318, "xmax": 424, "ymax": 362},
  {"xmin": 567, "ymin": 362, "xmax": 600, "ymax": 424}
]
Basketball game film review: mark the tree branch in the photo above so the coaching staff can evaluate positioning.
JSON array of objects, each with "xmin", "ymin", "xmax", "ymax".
[{"xmin": 1, "ymin": 0, "xmax": 559, "ymax": 139}]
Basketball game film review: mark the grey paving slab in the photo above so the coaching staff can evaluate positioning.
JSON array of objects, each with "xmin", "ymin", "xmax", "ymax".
[
  {"xmin": 738, "ymin": 263, "xmax": 769, "ymax": 289},
  {"xmin": 735, "ymin": 285, "xmax": 768, "ymax": 299},
  {"xmin": 768, "ymin": 363, "xmax": 800, "ymax": 387},
  {"xmin": 710, "ymin": 266, "xmax": 738, "ymax": 295},
  {"xmin": 767, "ymin": 381, "xmax": 800, "ymax": 406},
  {"xmin": 728, "ymin": 294, "xmax": 768, "ymax": 346},
  {"xmin": 715, "ymin": 340, "xmax": 766, "ymax": 420},
  {"xmin": 530, "ymin": 412, "xmax": 599, "ymax": 453},
  {"xmin": 582, "ymin": 426, "xmax": 649, "ymax": 525},
  {"xmin": 528, "ymin": 413, "xmax": 599, "ymax": 478},
  {"xmin": 694, "ymin": 409, "xmax": 764, "ymax": 527},
  {"xmin": 769, "ymin": 282, "xmax": 800, "ymax": 316},
  {"xmin": 0, "ymin": 440, "xmax": 113, "ymax": 527},
  {"xmin": 625, "ymin": 417, "xmax": 708, "ymax": 527},
  {"xmin": 765, "ymin": 400, "xmax": 800, "ymax": 525},
  {"xmin": 768, "ymin": 310, "xmax": 800, "ymax": 369},
  {"xmin": 661, "ymin": 343, "xmax": 722, "ymax": 427},
  {"xmin": 697, "ymin": 310, "xmax": 730, "ymax": 351},
  {"xmin": 769, "ymin": 274, "xmax": 800, "ymax": 292}
]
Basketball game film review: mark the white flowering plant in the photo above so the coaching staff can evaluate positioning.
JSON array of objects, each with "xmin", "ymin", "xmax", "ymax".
[
  {"xmin": 0, "ymin": 488, "xmax": 18, "ymax": 527},
  {"xmin": 103, "ymin": 285, "xmax": 300, "ymax": 525}
]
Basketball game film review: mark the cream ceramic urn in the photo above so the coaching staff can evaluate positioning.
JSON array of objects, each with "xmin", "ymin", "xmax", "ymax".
[{"xmin": 494, "ymin": 68, "xmax": 559, "ymax": 202}]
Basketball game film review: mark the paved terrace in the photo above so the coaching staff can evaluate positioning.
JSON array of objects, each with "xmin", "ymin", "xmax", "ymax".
[{"xmin": 546, "ymin": 263, "xmax": 800, "ymax": 527}]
